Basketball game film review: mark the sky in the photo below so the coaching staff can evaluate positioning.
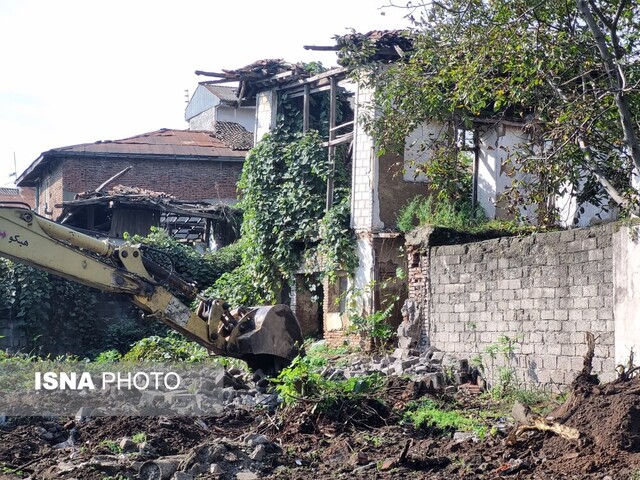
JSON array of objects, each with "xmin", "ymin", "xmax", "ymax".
[{"xmin": 0, "ymin": 0, "xmax": 411, "ymax": 187}]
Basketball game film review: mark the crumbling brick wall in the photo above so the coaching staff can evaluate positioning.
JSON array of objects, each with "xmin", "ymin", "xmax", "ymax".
[
  {"xmin": 45, "ymin": 157, "xmax": 243, "ymax": 219},
  {"xmin": 406, "ymin": 224, "xmax": 617, "ymax": 388}
]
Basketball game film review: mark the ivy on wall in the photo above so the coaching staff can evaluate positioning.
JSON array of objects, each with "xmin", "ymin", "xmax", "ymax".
[{"xmin": 206, "ymin": 128, "xmax": 357, "ymax": 306}]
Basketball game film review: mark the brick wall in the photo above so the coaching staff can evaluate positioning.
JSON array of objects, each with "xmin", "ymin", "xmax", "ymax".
[
  {"xmin": 49, "ymin": 156, "xmax": 242, "ymax": 219},
  {"xmin": 406, "ymin": 224, "xmax": 617, "ymax": 388}
]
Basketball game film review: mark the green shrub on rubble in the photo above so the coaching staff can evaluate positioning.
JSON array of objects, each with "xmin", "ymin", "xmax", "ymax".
[
  {"xmin": 273, "ymin": 353, "xmax": 384, "ymax": 411},
  {"xmin": 123, "ymin": 331, "xmax": 208, "ymax": 362}
]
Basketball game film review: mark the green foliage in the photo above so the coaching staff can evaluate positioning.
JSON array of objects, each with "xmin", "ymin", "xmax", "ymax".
[
  {"xmin": 341, "ymin": 275, "xmax": 404, "ymax": 351},
  {"xmin": 131, "ymin": 432, "xmax": 147, "ymax": 444},
  {"xmin": 0, "ymin": 258, "xmax": 100, "ymax": 355},
  {"xmin": 403, "ymin": 398, "xmax": 487, "ymax": 437},
  {"xmin": 477, "ymin": 334, "xmax": 522, "ymax": 398},
  {"xmin": 123, "ymin": 331, "xmax": 208, "ymax": 362},
  {"xmin": 94, "ymin": 349, "xmax": 122, "ymax": 363},
  {"xmin": 274, "ymin": 353, "xmax": 384, "ymax": 411},
  {"xmin": 340, "ymin": 0, "xmax": 640, "ymax": 224},
  {"xmin": 99, "ymin": 439, "xmax": 123, "ymax": 454},
  {"xmin": 210, "ymin": 130, "xmax": 356, "ymax": 304},
  {"xmin": 317, "ymin": 194, "xmax": 358, "ymax": 282},
  {"xmin": 125, "ymin": 227, "xmax": 242, "ymax": 289}
]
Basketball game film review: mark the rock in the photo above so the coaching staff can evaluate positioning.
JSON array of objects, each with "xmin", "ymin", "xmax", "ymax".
[
  {"xmin": 209, "ymin": 443, "xmax": 228, "ymax": 461},
  {"xmin": 244, "ymin": 433, "xmax": 269, "ymax": 447},
  {"xmin": 453, "ymin": 431, "xmax": 479, "ymax": 443},
  {"xmin": 430, "ymin": 351, "xmax": 446, "ymax": 364},
  {"xmin": 119, "ymin": 437, "xmax": 138, "ymax": 453},
  {"xmin": 351, "ymin": 451, "xmax": 369, "ymax": 465},
  {"xmin": 210, "ymin": 463, "xmax": 224, "ymax": 475},
  {"xmin": 224, "ymin": 452, "xmax": 238, "ymax": 463},
  {"xmin": 172, "ymin": 473, "xmax": 193, "ymax": 480},
  {"xmin": 139, "ymin": 441, "xmax": 158, "ymax": 455},
  {"xmin": 249, "ymin": 444, "xmax": 267, "ymax": 462},
  {"xmin": 380, "ymin": 458, "xmax": 396, "ymax": 471},
  {"xmin": 235, "ymin": 471, "xmax": 258, "ymax": 480},
  {"xmin": 74, "ymin": 406, "xmax": 93, "ymax": 422}
]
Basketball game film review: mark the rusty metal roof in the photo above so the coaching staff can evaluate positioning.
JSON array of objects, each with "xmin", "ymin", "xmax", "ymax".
[{"xmin": 17, "ymin": 128, "xmax": 249, "ymax": 187}]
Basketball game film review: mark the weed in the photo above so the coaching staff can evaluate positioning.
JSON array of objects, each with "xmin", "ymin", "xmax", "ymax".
[
  {"xmin": 123, "ymin": 331, "xmax": 208, "ymax": 362},
  {"xmin": 274, "ymin": 354, "xmax": 384, "ymax": 412},
  {"xmin": 100, "ymin": 439, "xmax": 123, "ymax": 454},
  {"xmin": 94, "ymin": 349, "xmax": 122, "ymax": 363},
  {"xmin": 362, "ymin": 433, "xmax": 385, "ymax": 447},
  {"xmin": 0, "ymin": 464, "xmax": 27, "ymax": 477},
  {"xmin": 403, "ymin": 398, "xmax": 487, "ymax": 438},
  {"xmin": 131, "ymin": 432, "xmax": 147, "ymax": 444}
]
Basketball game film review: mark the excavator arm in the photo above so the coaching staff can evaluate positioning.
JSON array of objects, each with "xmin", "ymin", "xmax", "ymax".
[{"xmin": 0, "ymin": 204, "xmax": 303, "ymax": 373}]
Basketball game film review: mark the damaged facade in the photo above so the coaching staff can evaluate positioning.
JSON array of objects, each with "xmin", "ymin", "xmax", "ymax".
[
  {"xmin": 59, "ymin": 184, "xmax": 240, "ymax": 249},
  {"xmin": 198, "ymin": 30, "xmax": 622, "ymax": 349},
  {"xmin": 16, "ymin": 128, "xmax": 251, "ymax": 221}
]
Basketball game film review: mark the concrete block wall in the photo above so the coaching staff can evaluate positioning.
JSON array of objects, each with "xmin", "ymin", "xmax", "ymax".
[{"xmin": 407, "ymin": 224, "xmax": 618, "ymax": 388}]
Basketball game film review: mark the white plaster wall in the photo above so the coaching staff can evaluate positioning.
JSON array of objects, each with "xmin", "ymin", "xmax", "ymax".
[
  {"xmin": 352, "ymin": 235, "xmax": 375, "ymax": 316},
  {"xmin": 556, "ymin": 182, "xmax": 616, "ymax": 228},
  {"xmin": 216, "ymin": 106, "xmax": 256, "ymax": 132},
  {"xmin": 188, "ymin": 109, "xmax": 216, "ymax": 131},
  {"xmin": 184, "ymin": 85, "xmax": 220, "ymax": 121},
  {"xmin": 255, "ymin": 91, "xmax": 278, "ymax": 142},
  {"xmin": 403, "ymin": 122, "xmax": 449, "ymax": 182},
  {"xmin": 613, "ymin": 225, "xmax": 640, "ymax": 367},
  {"xmin": 477, "ymin": 124, "xmax": 530, "ymax": 220}
]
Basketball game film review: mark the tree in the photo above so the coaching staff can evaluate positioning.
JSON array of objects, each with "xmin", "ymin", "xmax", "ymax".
[{"xmin": 339, "ymin": 0, "xmax": 640, "ymax": 224}]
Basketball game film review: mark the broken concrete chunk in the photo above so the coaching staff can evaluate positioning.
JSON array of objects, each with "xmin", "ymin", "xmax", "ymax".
[
  {"xmin": 210, "ymin": 463, "xmax": 224, "ymax": 475},
  {"xmin": 172, "ymin": 472, "xmax": 193, "ymax": 480},
  {"xmin": 430, "ymin": 351, "xmax": 446, "ymax": 364},
  {"xmin": 74, "ymin": 406, "xmax": 93, "ymax": 422},
  {"xmin": 235, "ymin": 471, "xmax": 259, "ymax": 480},
  {"xmin": 249, "ymin": 444, "xmax": 267, "ymax": 462},
  {"xmin": 244, "ymin": 433, "xmax": 269, "ymax": 447},
  {"xmin": 119, "ymin": 437, "xmax": 138, "ymax": 453}
]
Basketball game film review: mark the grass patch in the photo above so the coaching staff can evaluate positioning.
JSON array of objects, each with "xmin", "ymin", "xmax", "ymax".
[{"xmin": 403, "ymin": 398, "xmax": 488, "ymax": 438}]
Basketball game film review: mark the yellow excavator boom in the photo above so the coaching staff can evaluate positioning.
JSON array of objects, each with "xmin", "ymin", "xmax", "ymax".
[{"xmin": 0, "ymin": 204, "xmax": 303, "ymax": 373}]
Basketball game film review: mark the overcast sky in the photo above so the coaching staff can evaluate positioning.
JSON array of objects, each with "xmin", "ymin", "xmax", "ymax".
[{"xmin": 0, "ymin": 0, "xmax": 410, "ymax": 187}]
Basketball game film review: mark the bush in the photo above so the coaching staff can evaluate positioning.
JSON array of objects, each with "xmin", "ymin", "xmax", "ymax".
[
  {"xmin": 125, "ymin": 228, "xmax": 242, "ymax": 289},
  {"xmin": 123, "ymin": 331, "xmax": 208, "ymax": 362}
]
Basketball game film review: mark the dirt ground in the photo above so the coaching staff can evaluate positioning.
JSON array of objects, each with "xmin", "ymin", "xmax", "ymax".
[{"xmin": 1, "ymin": 370, "xmax": 640, "ymax": 480}]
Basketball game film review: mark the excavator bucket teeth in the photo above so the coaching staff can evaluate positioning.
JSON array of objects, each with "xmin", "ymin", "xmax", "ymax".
[{"xmin": 226, "ymin": 305, "xmax": 304, "ymax": 375}]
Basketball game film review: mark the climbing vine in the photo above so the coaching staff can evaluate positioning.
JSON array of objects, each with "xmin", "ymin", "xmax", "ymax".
[{"xmin": 208, "ymin": 128, "xmax": 356, "ymax": 305}]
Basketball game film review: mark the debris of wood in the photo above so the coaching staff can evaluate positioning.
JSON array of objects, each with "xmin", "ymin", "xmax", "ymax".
[{"xmin": 509, "ymin": 400, "xmax": 581, "ymax": 441}]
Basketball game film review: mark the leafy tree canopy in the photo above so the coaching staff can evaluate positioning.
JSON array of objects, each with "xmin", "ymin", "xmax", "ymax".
[{"xmin": 339, "ymin": 0, "xmax": 640, "ymax": 224}]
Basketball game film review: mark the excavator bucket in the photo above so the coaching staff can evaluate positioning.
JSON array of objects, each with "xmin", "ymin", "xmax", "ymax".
[{"xmin": 225, "ymin": 305, "xmax": 304, "ymax": 374}]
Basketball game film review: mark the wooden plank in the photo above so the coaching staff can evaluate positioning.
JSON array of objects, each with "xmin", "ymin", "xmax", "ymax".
[
  {"xmin": 303, "ymin": 84, "xmax": 310, "ymax": 133},
  {"xmin": 326, "ymin": 76, "xmax": 337, "ymax": 212}
]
